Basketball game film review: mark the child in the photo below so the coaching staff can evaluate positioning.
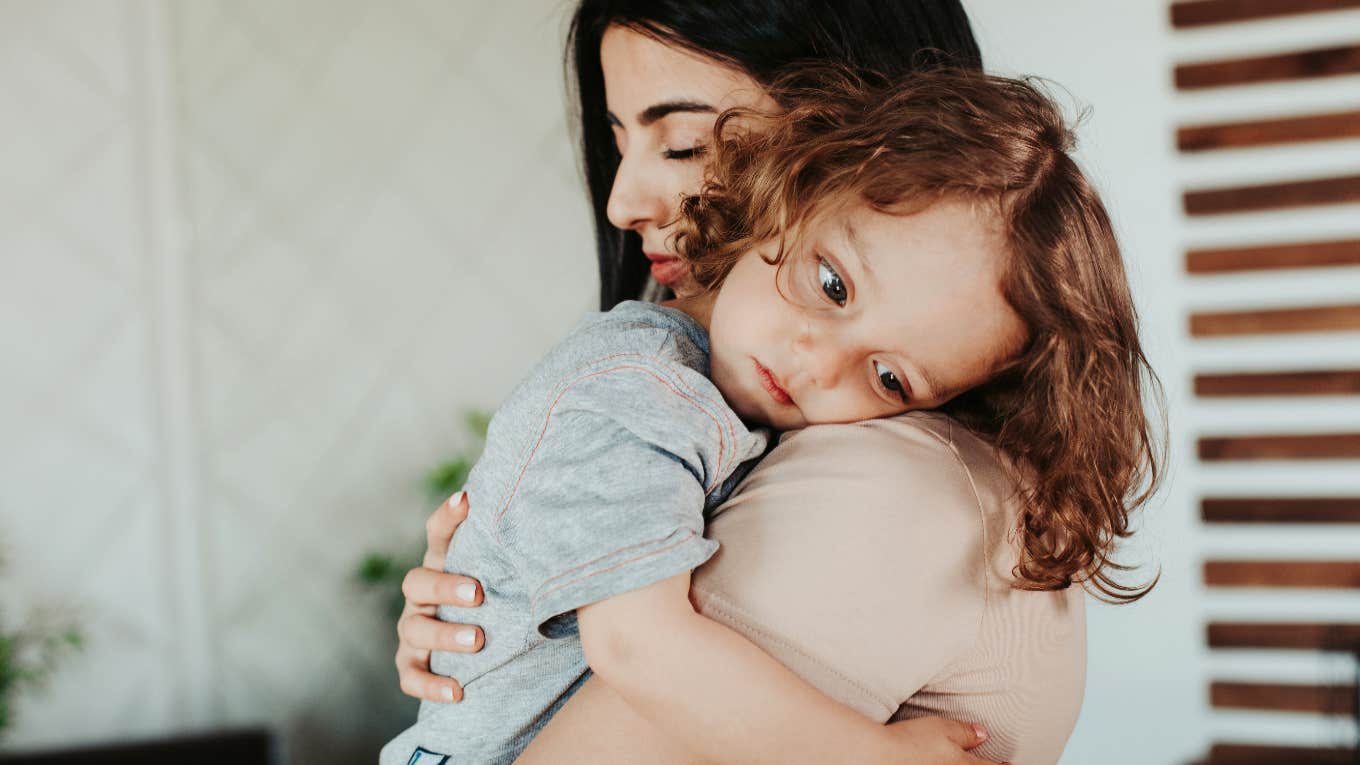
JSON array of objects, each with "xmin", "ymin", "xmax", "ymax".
[{"xmin": 382, "ymin": 66, "xmax": 1159, "ymax": 765}]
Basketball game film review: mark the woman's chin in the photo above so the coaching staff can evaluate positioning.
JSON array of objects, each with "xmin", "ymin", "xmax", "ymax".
[{"xmin": 663, "ymin": 276, "xmax": 703, "ymax": 297}]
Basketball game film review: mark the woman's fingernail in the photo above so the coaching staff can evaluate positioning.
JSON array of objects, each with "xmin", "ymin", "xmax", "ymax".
[
  {"xmin": 972, "ymin": 724, "xmax": 988, "ymax": 741},
  {"xmin": 457, "ymin": 582, "xmax": 478, "ymax": 603},
  {"xmin": 447, "ymin": 490, "xmax": 465, "ymax": 507},
  {"xmin": 441, "ymin": 685, "xmax": 456, "ymax": 702},
  {"xmin": 456, "ymin": 628, "xmax": 477, "ymax": 647}
]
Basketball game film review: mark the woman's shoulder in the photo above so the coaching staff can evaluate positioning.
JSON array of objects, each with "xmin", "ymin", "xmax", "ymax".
[
  {"xmin": 780, "ymin": 411, "xmax": 1030, "ymax": 590},
  {"xmin": 778, "ymin": 410, "xmax": 1002, "ymax": 478},
  {"xmin": 745, "ymin": 410, "xmax": 1020, "ymax": 540},
  {"xmin": 693, "ymin": 412, "xmax": 1016, "ymax": 721},
  {"xmin": 696, "ymin": 412, "xmax": 1086, "ymax": 755}
]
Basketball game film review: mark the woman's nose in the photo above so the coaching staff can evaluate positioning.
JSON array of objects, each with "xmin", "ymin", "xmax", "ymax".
[{"xmin": 606, "ymin": 152, "xmax": 665, "ymax": 232}]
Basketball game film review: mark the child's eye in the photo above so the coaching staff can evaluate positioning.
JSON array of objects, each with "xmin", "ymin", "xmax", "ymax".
[
  {"xmin": 662, "ymin": 144, "xmax": 707, "ymax": 161},
  {"xmin": 817, "ymin": 257, "xmax": 847, "ymax": 306},
  {"xmin": 875, "ymin": 361, "xmax": 909, "ymax": 403}
]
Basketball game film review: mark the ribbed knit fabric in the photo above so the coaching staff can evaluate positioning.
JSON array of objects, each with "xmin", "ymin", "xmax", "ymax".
[{"xmin": 690, "ymin": 410, "xmax": 1086, "ymax": 765}]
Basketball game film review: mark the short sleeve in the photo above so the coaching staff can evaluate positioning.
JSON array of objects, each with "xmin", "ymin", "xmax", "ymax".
[
  {"xmin": 490, "ymin": 360, "xmax": 740, "ymax": 639},
  {"xmin": 689, "ymin": 415, "xmax": 989, "ymax": 721}
]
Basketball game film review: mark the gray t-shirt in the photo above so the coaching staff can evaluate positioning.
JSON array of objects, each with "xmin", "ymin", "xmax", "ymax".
[{"xmin": 380, "ymin": 300, "xmax": 769, "ymax": 765}]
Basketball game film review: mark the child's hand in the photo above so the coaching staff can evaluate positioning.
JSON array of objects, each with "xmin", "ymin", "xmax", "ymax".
[
  {"xmin": 879, "ymin": 717, "xmax": 1009, "ymax": 765},
  {"xmin": 395, "ymin": 491, "xmax": 486, "ymax": 703}
]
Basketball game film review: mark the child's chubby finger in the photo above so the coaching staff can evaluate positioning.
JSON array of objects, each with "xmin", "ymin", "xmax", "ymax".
[
  {"xmin": 402, "ymin": 567, "xmax": 483, "ymax": 608},
  {"xmin": 399, "ymin": 610, "xmax": 486, "ymax": 655}
]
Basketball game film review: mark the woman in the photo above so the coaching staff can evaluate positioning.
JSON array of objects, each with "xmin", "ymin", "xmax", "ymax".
[{"xmin": 394, "ymin": 2, "xmax": 1157, "ymax": 763}]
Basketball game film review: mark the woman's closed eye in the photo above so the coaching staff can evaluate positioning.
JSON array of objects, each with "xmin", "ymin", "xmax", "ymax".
[{"xmin": 662, "ymin": 143, "xmax": 707, "ymax": 160}]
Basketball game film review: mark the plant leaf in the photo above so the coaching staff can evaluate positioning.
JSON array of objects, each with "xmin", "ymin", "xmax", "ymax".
[
  {"xmin": 356, "ymin": 554, "xmax": 396, "ymax": 584},
  {"xmin": 426, "ymin": 458, "xmax": 471, "ymax": 499},
  {"xmin": 464, "ymin": 409, "xmax": 492, "ymax": 441}
]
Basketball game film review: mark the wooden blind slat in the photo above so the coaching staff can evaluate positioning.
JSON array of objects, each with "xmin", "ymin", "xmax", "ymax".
[
  {"xmin": 1210, "ymin": 680, "xmax": 1358, "ymax": 714},
  {"xmin": 1208, "ymin": 621, "xmax": 1360, "ymax": 649},
  {"xmin": 1183, "ymin": 174, "xmax": 1360, "ymax": 215},
  {"xmin": 1175, "ymin": 44, "xmax": 1360, "ymax": 89},
  {"xmin": 1204, "ymin": 742, "xmax": 1358, "ymax": 765},
  {"xmin": 1187, "ymin": 239, "xmax": 1360, "ymax": 273},
  {"xmin": 1190, "ymin": 304, "xmax": 1360, "ymax": 336},
  {"xmin": 1172, "ymin": 0, "xmax": 1360, "ymax": 28},
  {"xmin": 1179, "ymin": 109, "xmax": 1360, "ymax": 152},
  {"xmin": 1175, "ymin": 7, "xmax": 1360, "ymax": 754},
  {"xmin": 1194, "ymin": 369, "xmax": 1360, "ymax": 396},
  {"xmin": 1203, "ymin": 497, "xmax": 1360, "ymax": 522},
  {"xmin": 1199, "ymin": 432, "xmax": 1360, "ymax": 460},
  {"xmin": 1205, "ymin": 560, "xmax": 1360, "ymax": 587}
]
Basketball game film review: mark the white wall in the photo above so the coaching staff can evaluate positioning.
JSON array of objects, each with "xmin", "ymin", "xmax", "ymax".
[
  {"xmin": 2, "ymin": 0, "xmax": 188, "ymax": 745},
  {"xmin": 3, "ymin": 1, "xmax": 594, "ymax": 761}
]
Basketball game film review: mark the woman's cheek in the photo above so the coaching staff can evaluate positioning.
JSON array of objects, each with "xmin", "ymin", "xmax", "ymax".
[{"xmin": 676, "ymin": 162, "xmax": 708, "ymax": 204}]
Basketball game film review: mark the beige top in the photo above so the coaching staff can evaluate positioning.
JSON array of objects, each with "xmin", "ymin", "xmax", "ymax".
[{"xmin": 690, "ymin": 411, "xmax": 1086, "ymax": 765}]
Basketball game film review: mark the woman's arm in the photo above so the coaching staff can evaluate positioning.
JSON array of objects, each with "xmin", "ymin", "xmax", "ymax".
[{"xmin": 394, "ymin": 491, "xmax": 484, "ymax": 703}]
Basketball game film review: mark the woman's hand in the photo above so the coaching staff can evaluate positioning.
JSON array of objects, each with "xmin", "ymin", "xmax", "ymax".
[
  {"xmin": 879, "ymin": 717, "xmax": 1009, "ymax": 765},
  {"xmin": 395, "ymin": 491, "xmax": 486, "ymax": 703}
]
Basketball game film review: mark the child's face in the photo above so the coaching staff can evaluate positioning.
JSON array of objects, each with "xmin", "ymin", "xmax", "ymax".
[{"xmin": 706, "ymin": 199, "xmax": 1027, "ymax": 430}]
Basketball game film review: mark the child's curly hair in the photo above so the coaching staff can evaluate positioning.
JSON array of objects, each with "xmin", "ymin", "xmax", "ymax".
[{"xmin": 676, "ymin": 65, "xmax": 1164, "ymax": 603}]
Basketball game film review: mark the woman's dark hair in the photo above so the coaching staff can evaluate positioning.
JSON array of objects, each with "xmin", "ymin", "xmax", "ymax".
[{"xmin": 566, "ymin": 0, "xmax": 983, "ymax": 309}]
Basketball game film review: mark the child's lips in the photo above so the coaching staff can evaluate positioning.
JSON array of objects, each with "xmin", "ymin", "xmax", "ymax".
[{"xmin": 754, "ymin": 360, "xmax": 794, "ymax": 406}]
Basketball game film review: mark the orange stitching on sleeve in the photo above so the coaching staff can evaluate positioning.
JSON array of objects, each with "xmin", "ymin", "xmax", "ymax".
[
  {"xmin": 594, "ymin": 353, "xmax": 742, "ymax": 484},
  {"xmin": 653, "ymin": 360, "xmax": 741, "ymax": 479},
  {"xmin": 492, "ymin": 359, "xmax": 728, "ymax": 537},
  {"xmin": 536, "ymin": 529, "xmax": 693, "ymax": 591},
  {"xmin": 590, "ymin": 352, "xmax": 740, "ymax": 481},
  {"xmin": 530, "ymin": 530, "xmax": 700, "ymax": 614}
]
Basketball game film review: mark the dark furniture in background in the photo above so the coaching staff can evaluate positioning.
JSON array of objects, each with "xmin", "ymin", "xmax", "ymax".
[{"xmin": 0, "ymin": 729, "xmax": 272, "ymax": 765}]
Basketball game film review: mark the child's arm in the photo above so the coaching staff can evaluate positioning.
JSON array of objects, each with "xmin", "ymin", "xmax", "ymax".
[{"xmin": 577, "ymin": 571, "xmax": 906, "ymax": 765}]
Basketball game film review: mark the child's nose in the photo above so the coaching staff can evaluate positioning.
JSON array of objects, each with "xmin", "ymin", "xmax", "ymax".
[{"xmin": 801, "ymin": 344, "xmax": 853, "ymax": 390}]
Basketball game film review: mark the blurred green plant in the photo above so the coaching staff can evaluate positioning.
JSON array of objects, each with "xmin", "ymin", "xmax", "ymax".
[
  {"xmin": 0, "ymin": 545, "xmax": 84, "ymax": 741},
  {"xmin": 357, "ymin": 409, "xmax": 491, "ymax": 619}
]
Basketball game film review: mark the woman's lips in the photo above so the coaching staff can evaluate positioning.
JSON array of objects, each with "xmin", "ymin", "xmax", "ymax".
[
  {"xmin": 645, "ymin": 253, "xmax": 688, "ymax": 286},
  {"xmin": 754, "ymin": 360, "xmax": 794, "ymax": 406}
]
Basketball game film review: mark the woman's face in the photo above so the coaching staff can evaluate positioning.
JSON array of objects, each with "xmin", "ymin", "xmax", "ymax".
[{"xmin": 599, "ymin": 25, "xmax": 774, "ymax": 293}]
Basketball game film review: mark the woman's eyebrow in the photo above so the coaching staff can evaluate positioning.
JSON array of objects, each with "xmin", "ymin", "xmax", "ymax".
[
  {"xmin": 640, "ymin": 100, "xmax": 716, "ymax": 125},
  {"xmin": 607, "ymin": 101, "xmax": 716, "ymax": 128}
]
